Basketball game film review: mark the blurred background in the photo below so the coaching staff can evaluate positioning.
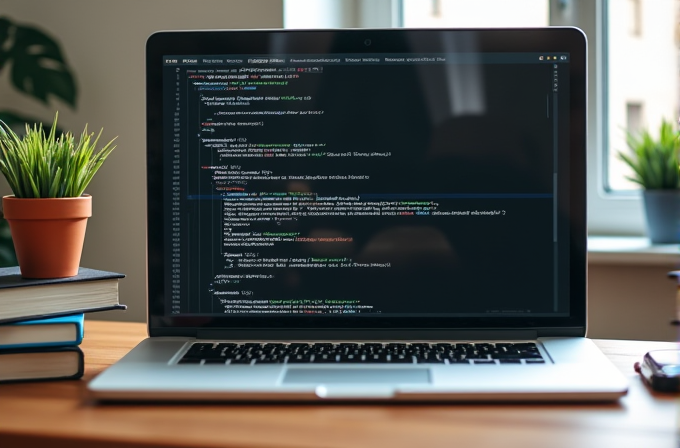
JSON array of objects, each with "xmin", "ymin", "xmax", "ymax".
[{"xmin": 0, "ymin": 0, "xmax": 677, "ymax": 340}]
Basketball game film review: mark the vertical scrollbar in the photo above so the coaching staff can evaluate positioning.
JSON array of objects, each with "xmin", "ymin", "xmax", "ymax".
[
  {"xmin": 553, "ymin": 174, "xmax": 558, "ymax": 243},
  {"xmin": 553, "ymin": 79, "xmax": 559, "ymax": 311},
  {"xmin": 554, "ymin": 173, "xmax": 559, "ymax": 312},
  {"xmin": 553, "ymin": 87, "xmax": 559, "ymax": 245}
]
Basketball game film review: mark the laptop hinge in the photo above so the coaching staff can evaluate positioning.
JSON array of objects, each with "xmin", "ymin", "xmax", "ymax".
[{"xmin": 195, "ymin": 329, "xmax": 539, "ymax": 341}]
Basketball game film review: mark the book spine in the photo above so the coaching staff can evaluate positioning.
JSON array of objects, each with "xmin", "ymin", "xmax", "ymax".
[
  {"xmin": 0, "ymin": 346, "xmax": 84, "ymax": 384},
  {"xmin": 0, "ymin": 315, "xmax": 85, "ymax": 349}
]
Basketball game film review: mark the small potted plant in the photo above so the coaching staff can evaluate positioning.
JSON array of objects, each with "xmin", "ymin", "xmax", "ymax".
[
  {"xmin": 0, "ymin": 112, "xmax": 116, "ymax": 278},
  {"xmin": 618, "ymin": 118, "xmax": 680, "ymax": 244}
]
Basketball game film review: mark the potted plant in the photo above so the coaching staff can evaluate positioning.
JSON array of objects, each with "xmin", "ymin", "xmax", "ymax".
[
  {"xmin": 0, "ymin": 112, "xmax": 116, "ymax": 278},
  {"xmin": 618, "ymin": 118, "xmax": 680, "ymax": 244}
]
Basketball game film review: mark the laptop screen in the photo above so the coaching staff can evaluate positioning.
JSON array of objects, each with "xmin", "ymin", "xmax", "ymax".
[{"xmin": 146, "ymin": 29, "xmax": 586, "ymax": 333}]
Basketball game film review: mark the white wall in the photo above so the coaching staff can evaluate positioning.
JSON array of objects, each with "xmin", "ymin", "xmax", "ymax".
[{"xmin": 0, "ymin": 0, "xmax": 283, "ymax": 323}]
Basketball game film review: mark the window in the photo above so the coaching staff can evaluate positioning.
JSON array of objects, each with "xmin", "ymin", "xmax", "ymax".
[{"xmin": 606, "ymin": 0, "xmax": 678, "ymax": 193}]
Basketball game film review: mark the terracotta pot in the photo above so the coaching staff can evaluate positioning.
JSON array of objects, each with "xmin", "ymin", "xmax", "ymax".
[{"xmin": 2, "ymin": 195, "xmax": 92, "ymax": 278}]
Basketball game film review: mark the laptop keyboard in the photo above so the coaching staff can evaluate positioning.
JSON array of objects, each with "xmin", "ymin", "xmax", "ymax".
[{"xmin": 177, "ymin": 342, "xmax": 545, "ymax": 365}]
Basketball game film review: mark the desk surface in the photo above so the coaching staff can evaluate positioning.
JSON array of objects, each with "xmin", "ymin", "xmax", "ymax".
[{"xmin": 0, "ymin": 321, "xmax": 678, "ymax": 448}]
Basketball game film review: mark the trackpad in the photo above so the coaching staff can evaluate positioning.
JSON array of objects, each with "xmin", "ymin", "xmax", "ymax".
[{"xmin": 283, "ymin": 368, "xmax": 430, "ymax": 384}]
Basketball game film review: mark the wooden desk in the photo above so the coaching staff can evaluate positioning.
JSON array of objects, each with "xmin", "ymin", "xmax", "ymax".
[{"xmin": 1, "ymin": 321, "xmax": 678, "ymax": 448}]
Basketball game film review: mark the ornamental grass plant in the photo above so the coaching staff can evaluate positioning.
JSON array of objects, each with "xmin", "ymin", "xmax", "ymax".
[
  {"xmin": 0, "ymin": 112, "xmax": 116, "ymax": 198},
  {"xmin": 618, "ymin": 119, "xmax": 680, "ymax": 190}
]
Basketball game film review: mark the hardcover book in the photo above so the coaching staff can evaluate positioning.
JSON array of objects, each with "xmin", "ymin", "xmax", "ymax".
[
  {"xmin": 0, "ymin": 313, "xmax": 84, "ymax": 349},
  {"xmin": 0, "ymin": 267, "xmax": 126, "ymax": 324},
  {"xmin": 0, "ymin": 345, "xmax": 84, "ymax": 383}
]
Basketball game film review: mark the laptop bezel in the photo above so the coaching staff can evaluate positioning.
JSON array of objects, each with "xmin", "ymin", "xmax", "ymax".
[{"xmin": 145, "ymin": 27, "xmax": 587, "ymax": 338}]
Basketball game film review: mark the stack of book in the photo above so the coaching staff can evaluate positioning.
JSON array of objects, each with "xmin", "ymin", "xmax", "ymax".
[{"xmin": 0, "ymin": 267, "xmax": 125, "ymax": 384}]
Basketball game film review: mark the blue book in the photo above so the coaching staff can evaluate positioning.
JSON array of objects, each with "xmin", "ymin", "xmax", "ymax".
[{"xmin": 0, "ymin": 313, "xmax": 84, "ymax": 349}]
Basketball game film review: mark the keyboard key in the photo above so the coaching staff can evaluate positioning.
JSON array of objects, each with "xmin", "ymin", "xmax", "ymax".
[
  {"xmin": 312, "ymin": 358, "xmax": 338, "ymax": 363},
  {"xmin": 490, "ymin": 353, "xmax": 524, "ymax": 359},
  {"xmin": 258, "ymin": 355, "xmax": 283, "ymax": 362},
  {"xmin": 446, "ymin": 358, "xmax": 465, "ymax": 364},
  {"xmin": 203, "ymin": 358, "xmax": 227, "ymax": 364},
  {"xmin": 229, "ymin": 358, "xmax": 253, "ymax": 365},
  {"xmin": 365, "ymin": 354, "xmax": 389, "ymax": 363},
  {"xmin": 512, "ymin": 343, "xmax": 537, "ymax": 350},
  {"xmin": 185, "ymin": 344, "xmax": 220, "ymax": 357},
  {"xmin": 337, "ymin": 354, "xmax": 364, "ymax": 363},
  {"xmin": 287, "ymin": 355, "xmax": 312, "ymax": 363},
  {"xmin": 465, "ymin": 353, "xmax": 489, "ymax": 360},
  {"xmin": 416, "ymin": 357, "xmax": 445, "ymax": 364},
  {"xmin": 389, "ymin": 356, "xmax": 414, "ymax": 364}
]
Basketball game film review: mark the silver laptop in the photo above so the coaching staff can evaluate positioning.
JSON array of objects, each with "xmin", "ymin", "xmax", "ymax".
[{"xmin": 88, "ymin": 27, "xmax": 628, "ymax": 402}]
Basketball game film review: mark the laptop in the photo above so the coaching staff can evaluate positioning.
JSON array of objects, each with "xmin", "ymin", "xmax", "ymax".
[{"xmin": 88, "ymin": 27, "xmax": 629, "ymax": 402}]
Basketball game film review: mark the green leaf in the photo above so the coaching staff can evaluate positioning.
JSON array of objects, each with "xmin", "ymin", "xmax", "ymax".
[
  {"xmin": 618, "ymin": 118, "xmax": 680, "ymax": 189},
  {"xmin": 4, "ymin": 18, "xmax": 77, "ymax": 107},
  {"xmin": 0, "ymin": 112, "xmax": 116, "ymax": 198}
]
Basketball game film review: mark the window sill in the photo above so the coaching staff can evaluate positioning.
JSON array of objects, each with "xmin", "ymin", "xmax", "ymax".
[{"xmin": 587, "ymin": 236, "xmax": 680, "ymax": 266}]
